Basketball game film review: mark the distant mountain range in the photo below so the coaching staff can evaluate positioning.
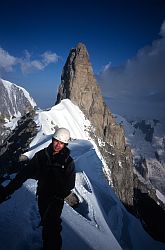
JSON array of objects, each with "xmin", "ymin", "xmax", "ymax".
[{"xmin": 115, "ymin": 115, "xmax": 165, "ymax": 199}]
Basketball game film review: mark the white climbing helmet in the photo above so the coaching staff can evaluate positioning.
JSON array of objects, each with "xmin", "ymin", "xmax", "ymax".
[{"xmin": 52, "ymin": 128, "xmax": 70, "ymax": 144}]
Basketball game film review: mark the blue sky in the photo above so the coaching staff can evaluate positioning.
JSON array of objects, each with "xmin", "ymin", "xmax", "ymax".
[{"xmin": 0, "ymin": 0, "xmax": 165, "ymax": 112}]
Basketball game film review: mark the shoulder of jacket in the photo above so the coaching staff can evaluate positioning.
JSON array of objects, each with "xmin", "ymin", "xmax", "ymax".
[{"xmin": 34, "ymin": 148, "xmax": 47, "ymax": 161}]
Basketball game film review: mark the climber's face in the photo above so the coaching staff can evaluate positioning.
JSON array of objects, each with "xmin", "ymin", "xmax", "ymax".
[{"xmin": 52, "ymin": 139, "xmax": 65, "ymax": 154}]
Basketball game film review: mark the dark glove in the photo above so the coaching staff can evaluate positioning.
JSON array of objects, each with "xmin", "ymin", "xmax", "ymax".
[{"xmin": 0, "ymin": 184, "xmax": 10, "ymax": 204}]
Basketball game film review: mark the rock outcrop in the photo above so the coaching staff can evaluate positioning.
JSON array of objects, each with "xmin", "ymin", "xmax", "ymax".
[
  {"xmin": 56, "ymin": 43, "xmax": 134, "ymax": 206},
  {"xmin": 0, "ymin": 110, "xmax": 37, "ymax": 175}
]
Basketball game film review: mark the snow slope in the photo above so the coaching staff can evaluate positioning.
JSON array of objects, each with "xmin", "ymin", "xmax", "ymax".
[{"xmin": 0, "ymin": 99, "xmax": 165, "ymax": 250}]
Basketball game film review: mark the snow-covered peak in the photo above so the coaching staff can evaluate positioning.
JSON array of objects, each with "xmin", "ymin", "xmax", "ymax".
[
  {"xmin": 1, "ymin": 79, "xmax": 36, "ymax": 108},
  {"xmin": 0, "ymin": 78, "xmax": 36, "ymax": 120}
]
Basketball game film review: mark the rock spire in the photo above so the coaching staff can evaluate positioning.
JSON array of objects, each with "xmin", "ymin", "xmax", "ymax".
[{"xmin": 56, "ymin": 43, "xmax": 134, "ymax": 205}]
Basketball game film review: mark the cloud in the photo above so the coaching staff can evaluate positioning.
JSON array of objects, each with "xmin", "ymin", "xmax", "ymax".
[
  {"xmin": 41, "ymin": 51, "xmax": 59, "ymax": 65},
  {"xmin": 19, "ymin": 50, "xmax": 60, "ymax": 74},
  {"xmin": 97, "ymin": 20, "xmax": 165, "ymax": 120},
  {"xmin": 0, "ymin": 47, "xmax": 17, "ymax": 72},
  {"xmin": 0, "ymin": 47, "xmax": 60, "ymax": 74},
  {"xmin": 160, "ymin": 20, "xmax": 165, "ymax": 37}
]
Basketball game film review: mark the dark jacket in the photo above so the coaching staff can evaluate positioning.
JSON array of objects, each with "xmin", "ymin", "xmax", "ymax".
[{"xmin": 5, "ymin": 143, "xmax": 75, "ymax": 201}]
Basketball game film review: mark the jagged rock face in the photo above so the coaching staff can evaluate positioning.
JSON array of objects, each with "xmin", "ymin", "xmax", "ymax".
[
  {"xmin": 133, "ymin": 173, "xmax": 165, "ymax": 242},
  {"xmin": 56, "ymin": 43, "xmax": 134, "ymax": 205},
  {"xmin": 56, "ymin": 43, "xmax": 125, "ymax": 150},
  {"xmin": 0, "ymin": 111, "xmax": 37, "ymax": 175}
]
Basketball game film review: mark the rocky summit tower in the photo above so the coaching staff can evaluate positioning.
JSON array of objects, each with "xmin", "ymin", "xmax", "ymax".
[{"xmin": 56, "ymin": 43, "xmax": 134, "ymax": 206}]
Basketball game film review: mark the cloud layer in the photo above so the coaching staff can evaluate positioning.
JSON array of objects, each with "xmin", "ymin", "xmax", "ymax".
[
  {"xmin": 0, "ymin": 47, "xmax": 59, "ymax": 74},
  {"xmin": 98, "ymin": 21, "xmax": 165, "ymax": 120}
]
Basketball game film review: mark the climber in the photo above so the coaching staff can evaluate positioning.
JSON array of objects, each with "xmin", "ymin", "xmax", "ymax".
[{"xmin": 0, "ymin": 127, "xmax": 75, "ymax": 250}]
